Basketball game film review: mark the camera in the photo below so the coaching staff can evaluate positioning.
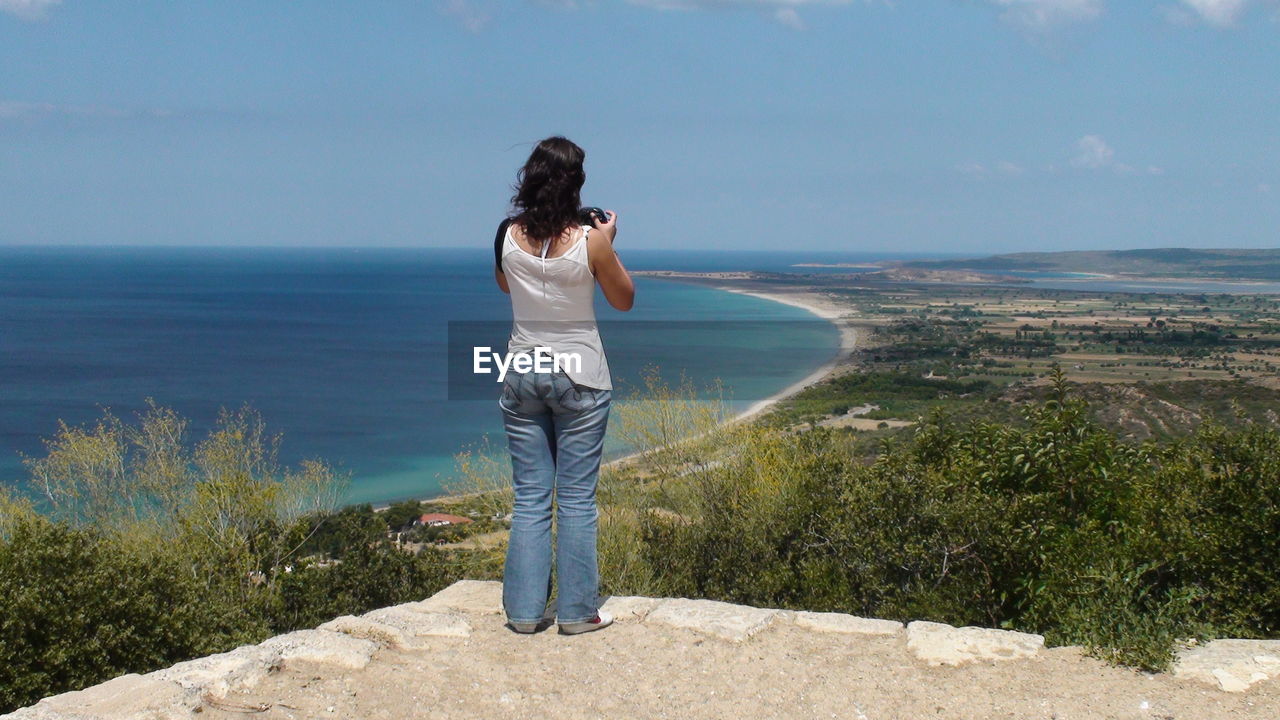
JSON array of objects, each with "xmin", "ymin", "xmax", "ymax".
[{"xmin": 579, "ymin": 207, "xmax": 609, "ymax": 226}]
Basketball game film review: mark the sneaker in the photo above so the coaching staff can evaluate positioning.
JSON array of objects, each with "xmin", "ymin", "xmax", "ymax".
[
  {"xmin": 507, "ymin": 616, "xmax": 557, "ymax": 634},
  {"xmin": 558, "ymin": 610, "xmax": 614, "ymax": 636},
  {"xmin": 507, "ymin": 619, "xmax": 541, "ymax": 634},
  {"xmin": 506, "ymin": 597, "xmax": 558, "ymax": 634}
]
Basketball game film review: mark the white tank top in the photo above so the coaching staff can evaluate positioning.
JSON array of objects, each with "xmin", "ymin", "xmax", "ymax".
[{"xmin": 500, "ymin": 223, "xmax": 611, "ymax": 390}]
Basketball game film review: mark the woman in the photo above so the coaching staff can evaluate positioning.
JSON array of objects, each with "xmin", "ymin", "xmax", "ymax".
[{"xmin": 493, "ymin": 136, "xmax": 635, "ymax": 635}]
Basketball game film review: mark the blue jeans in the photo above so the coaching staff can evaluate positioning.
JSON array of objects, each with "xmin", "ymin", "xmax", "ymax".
[{"xmin": 499, "ymin": 369, "xmax": 611, "ymax": 625}]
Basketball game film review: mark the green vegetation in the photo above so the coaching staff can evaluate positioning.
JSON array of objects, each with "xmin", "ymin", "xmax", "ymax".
[
  {"xmin": 900, "ymin": 246, "xmax": 1280, "ymax": 280},
  {"xmin": 0, "ymin": 402, "xmax": 466, "ymax": 714},
  {"xmin": 767, "ymin": 369, "xmax": 994, "ymax": 428},
  {"xmin": 4, "ymin": 345, "xmax": 1278, "ymax": 711},
  {"xmin": 595, "ymin": 366, "xmax": 1279, "ymax": 671},
  {"xmin": 764, "ymin": 284, "xmax": 1280, "ymax": 440}
]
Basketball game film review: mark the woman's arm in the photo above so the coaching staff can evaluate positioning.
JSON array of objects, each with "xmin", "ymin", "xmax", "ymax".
[
  {"xmin": 495, "ymin": 266, "xmax": 510, "ymax": 294},
  {"xmin": 587, "ymin": 211, "xmax": 634, "ymax": 311}
]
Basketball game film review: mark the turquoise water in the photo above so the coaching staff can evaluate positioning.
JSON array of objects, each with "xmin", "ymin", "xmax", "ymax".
[{"xmin": 0, "ymin": 246, "xmax": 849, "ymax": 507}]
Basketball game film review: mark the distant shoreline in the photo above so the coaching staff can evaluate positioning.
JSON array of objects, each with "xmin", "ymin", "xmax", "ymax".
[
  {"xmin": 372, "ymin": 276, "xmax": 857, "ymax": 512},
  {"xmin": 700, "ymin": 284, "xmax": 856, "ymax": 424},
  {"xmin": 592, "ymin": 277, "xmax": 858, "ymax": 474}
]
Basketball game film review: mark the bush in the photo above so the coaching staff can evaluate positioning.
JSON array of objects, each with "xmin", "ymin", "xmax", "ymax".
[
  {"xmin": 273, "ymin": 512, "xmax": 454, "ymax": 628},
  {"xmin": 609, "ymin": 365, "xmax": 1280, "ymax": 671},
  {"xmin": 0, "ymin": 510, "xmax": 264, "ymax": 712},
  {"xmin": 0, "ymin": 402, "xmax": 460, "ymax": 713}
]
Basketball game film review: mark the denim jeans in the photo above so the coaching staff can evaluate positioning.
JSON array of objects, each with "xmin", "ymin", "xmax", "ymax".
[{"xmin": 499, "ymin": 369, "xmax": 611, "ymax": 625}]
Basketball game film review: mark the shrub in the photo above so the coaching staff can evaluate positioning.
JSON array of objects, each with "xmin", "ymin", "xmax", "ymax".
[
  {"xmin": 609, "ymin": 365, "xmax": 1280, "ymax": 671},
  {"xmin": 0, "ymin": 508, "xmax": 263, "ymax": 712},
  {"xmin": 0, "ymin": 402, "xmax": 459, "ymax": 714}
]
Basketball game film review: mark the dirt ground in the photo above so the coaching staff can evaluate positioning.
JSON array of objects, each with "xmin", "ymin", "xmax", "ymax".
[{"xmin": 201, "ymin": 617, "xmax": 1278, "ymax": 720}]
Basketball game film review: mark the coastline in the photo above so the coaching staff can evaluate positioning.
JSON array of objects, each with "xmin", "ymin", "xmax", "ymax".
[
  {"xmin": 375, "ymin": 278, "xmax": 858, "ymax": 510},
  {"xmin": 702, "ymin": 284, "xmax": 857, "ymax": 424},
  {"xmin": 588, "ymin": 279, "xmax": 857, "ymax": 475}
]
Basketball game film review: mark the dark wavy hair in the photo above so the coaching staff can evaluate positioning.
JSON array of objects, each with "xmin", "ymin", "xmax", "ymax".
[{"xmin": 509, "ymin": 136, "xmax": 586, "ymax": 245}]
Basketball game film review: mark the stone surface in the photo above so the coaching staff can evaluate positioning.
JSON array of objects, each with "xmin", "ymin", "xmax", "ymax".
[
  {"xmin": 792, "ymin": 610, "xmax": 903, "ymax": 636},
  {"xmin": 11, "ymin": 588, "xmax": 1277, "ymax": 719},
  {"xmin": 409, "ymin": 579, "xmax": 503, "ymax": 615},
  {"xmin": 319, "ymin": 608, "xmax": 471, "ymax": 650},
  {"xmin": 363, "ymin": 606, "xmax": 472, "ymax": 638},
  {"xmin": 144, "ymin": 644, "xmax": 280, "ymax": 700},
  {"xmin": 258, "ymin": 629, "xmax": 379, "ymax": 670},
  {"xmin": 600, "ymin": 595, "xmax": 662, "ymax": 622},
  {"xmin": 906, "ymin": 621, "xmax": 1044, "ymax": 666},
  {"xmin": 1173, "ymin": 639, "xmax": 1280, "ymax": 692},
  {"xmin": 319, "ymin": 615, "xmax": 415, "ymax": 649},
  {"xmin": 3, "ymin": 673, "xmax": 192, "ymax": 720},
  {"xmin": 645, "ymin": 598, "xmax": 780, "ymax": 642}
]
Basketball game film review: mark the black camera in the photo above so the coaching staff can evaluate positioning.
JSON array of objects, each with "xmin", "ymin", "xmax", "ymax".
[{"xmin": 579, "ymin": 207, "xmax": 609, "ymax": 226}]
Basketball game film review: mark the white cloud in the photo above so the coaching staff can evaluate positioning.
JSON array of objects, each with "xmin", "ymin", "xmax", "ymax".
[
  {"xmin": 1064, "ymin": 135, "xmax": 1164, "ymax": 175},
  {"xmin": 625, "ymin": 1, "xmax": 1104, "ymax": 32},
  {"xmin": 1070, "ymin": 134, "xmax": 1115, "ymax": 169},
  {"xmin": 626, "ymin": 0, "xmax": 860, "ymax": 29},
  {"xmin": 987, "ymin": 0, "xmax": 1104, "ymax": 30},
  {"xmin": 456, "ymin": 0, "xmax": 1273, "ymax": 35},
  {"xmin": 774, "ymin": 6, "xmax": 806, "ymax": 29},
  {"xmin": 0, "ymin": 0, "xmax": 60, "ymax": 21},
  {"xmin": 438, "ymin": 0, "xmax": 493, "ymax": 32},
  {"xmin": 1176, "ymin": 0, "xmax": 1250, "ymax": 26},
  {"xmin": 1166, "ymin": 0, "xmax": 1280, "ymax": 26},
  {"xmin": 620, "ymin": 0, "xmax": 1107, "ymax": 33}
]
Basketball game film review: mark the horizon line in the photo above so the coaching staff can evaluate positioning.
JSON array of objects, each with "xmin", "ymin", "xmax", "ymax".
[
  {"xmin": 0, "ymin": 243, "xmax": 980, "ymax": 256},
  {"xmin": 4, "ymin": 243, "xmax": 1276, "ymax": 255}
]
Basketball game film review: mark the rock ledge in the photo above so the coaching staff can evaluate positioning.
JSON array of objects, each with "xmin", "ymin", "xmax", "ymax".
[{"xmin": 3, "ymin": 580, "xmax": 1275, "ymax": 719}]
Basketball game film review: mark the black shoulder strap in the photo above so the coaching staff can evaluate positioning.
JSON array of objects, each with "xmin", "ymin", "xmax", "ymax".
[{"xmin": 494, "ymin": 217, "xmax": 513, "ymax": 272}]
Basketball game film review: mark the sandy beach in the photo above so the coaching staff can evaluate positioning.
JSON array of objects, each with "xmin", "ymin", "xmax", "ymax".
[
  {"xmin": 581, "ymin": 279, "xmax": 863, "ymax": 475},
  {"xmin": 703, "ymin": 283, "xmax": 859, "ymax": 423},
  {"xmin": 384, "ymin": 278, "xmax": 861, "ymax": 509}
]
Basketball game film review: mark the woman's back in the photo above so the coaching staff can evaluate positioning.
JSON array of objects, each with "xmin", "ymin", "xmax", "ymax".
[
  {"xmin": 500, "ymin": 221, "xmax": 611, "ymax": 390},
  {"xmin": 500, "ymin": 222, "xmax": 596, "ymax": 321}
]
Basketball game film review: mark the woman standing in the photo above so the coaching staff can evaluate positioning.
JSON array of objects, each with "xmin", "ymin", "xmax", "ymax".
[{"xmin": 493, "ymin": 136, "xmax": 635, "ymax": 634}]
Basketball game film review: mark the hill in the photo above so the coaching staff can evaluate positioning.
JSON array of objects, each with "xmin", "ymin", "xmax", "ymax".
[{"xmin": 897, "ymin": 247, "xmax": 1280, "ymax": 280}]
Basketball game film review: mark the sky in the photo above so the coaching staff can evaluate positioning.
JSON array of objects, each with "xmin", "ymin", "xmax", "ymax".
[{"xmin": 0, "ymin": 0, "xmax": 1277, "ymax": 253}]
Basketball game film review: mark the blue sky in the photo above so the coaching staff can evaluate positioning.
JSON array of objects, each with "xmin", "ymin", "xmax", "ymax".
[{"xmin": 0, "ymin": 1, "xmax": 1277, "ymax": 253}]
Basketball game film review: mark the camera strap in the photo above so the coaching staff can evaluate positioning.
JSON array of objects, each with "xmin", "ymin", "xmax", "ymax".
[{"xmin": 494, "ymin": 217, "xmax": 513, "ymax": 271}]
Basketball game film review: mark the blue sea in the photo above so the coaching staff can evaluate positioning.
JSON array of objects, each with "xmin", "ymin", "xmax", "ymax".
[
  {"xmin": 1, "ymin": 246, "xmax": 948, "ymax": 508},
  {"xmin": 7, "ymin": 246, "xmax": 1273, "ymax": 509}
]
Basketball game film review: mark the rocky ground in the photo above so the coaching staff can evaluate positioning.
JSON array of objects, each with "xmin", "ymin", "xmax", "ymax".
[{"xmin": 10, "ymin": 581, "xmax": 1278, "ymax": 720}]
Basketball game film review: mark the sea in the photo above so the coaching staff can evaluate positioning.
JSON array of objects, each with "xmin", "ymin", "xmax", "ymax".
[
  {"xmin": 6, "ymin": 246, "xmax": 1274, "ymax": 509},
  {"xmin": 0, "ymin": 246, "xmax": 941, "ymax": 508}
]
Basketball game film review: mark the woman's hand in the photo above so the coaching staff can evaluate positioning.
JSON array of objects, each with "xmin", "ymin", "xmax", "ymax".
[
  {"xmin": 586, "ymin": 217, "xmax": 634, "ymax": 311},
  {"xmin": 593, "ymin": 210, "xmax": 618, "ymax": 244}
]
